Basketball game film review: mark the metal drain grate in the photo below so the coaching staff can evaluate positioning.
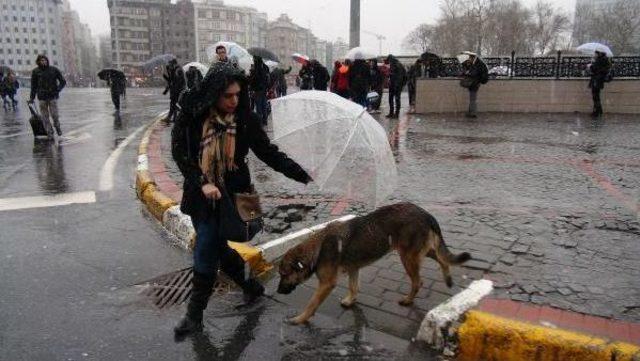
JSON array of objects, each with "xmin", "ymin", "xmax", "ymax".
[{"xmin": 137, "ymin": 268, "xmax": 235, "ymax": 309}]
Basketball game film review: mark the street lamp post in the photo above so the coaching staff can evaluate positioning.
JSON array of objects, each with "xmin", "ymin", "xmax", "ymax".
[
  {"xmin": 349, "ymin": 0, "xmax": 360, "ymax": 48},
  {"xmin": 111, "ymin": 0, "xmax": 121, "ymax": 69}
]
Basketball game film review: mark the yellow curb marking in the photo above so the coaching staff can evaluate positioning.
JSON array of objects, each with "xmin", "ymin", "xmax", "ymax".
[{"xmin": 458, "ymin": 310, "xmax": 640, "ymax": 361}]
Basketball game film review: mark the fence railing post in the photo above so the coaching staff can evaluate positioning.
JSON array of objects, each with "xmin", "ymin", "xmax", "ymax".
[
  {"xmin": 510, "ymin": 51, "xmax": 515, "ymax": 78},
  {"xmin": 556, "ymin": 50, "xmax": 562, "ymax": 79}
]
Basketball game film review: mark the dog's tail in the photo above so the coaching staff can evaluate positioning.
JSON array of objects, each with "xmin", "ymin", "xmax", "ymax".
[{"xmin": 430, "ymin": 217, "xmax": 471, "ymax": 265}]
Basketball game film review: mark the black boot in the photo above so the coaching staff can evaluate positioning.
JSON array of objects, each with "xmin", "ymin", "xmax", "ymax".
[
  {"xmin": 174, "ymin": 271, "xmax": 215, "ymax": 341},
  {"xmin": 220, "ymin": 247, "xmax": 265, "ymax": 304}
]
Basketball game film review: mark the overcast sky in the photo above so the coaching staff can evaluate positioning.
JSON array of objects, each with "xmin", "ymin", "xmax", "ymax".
[{"xmin": 70, "ymin": 0, "xmax": 576, "ymax": 54}]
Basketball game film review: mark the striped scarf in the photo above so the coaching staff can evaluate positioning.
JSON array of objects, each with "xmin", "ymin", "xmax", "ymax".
[{"xmin": 200, "ymin": 109, "xmax": 237, "ymax": 185}]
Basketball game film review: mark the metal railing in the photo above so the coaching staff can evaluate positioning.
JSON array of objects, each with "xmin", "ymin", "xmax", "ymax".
[{"xmin": 434, "ymin": 51, "xmax": 640, "ymax": 79}]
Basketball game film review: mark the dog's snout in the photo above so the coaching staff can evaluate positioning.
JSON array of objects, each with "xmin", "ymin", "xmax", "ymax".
[{"xmin": 277, "ymin": 282, "xmax": 296, "ymax": 295}]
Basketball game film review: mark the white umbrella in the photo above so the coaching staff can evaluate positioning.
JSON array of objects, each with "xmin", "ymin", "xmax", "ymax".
[
  {"xmin": 265, "ymin": 60, "xmax": 279, "ymax": 71},
  {"xmin": 292, "ymin": 53, "xmax": 310, "ymax": 64},
  {"xmin": 577, "ymin": 42, "xmax": 613, "ymax": 57},
  {"xmin": 182, "ymin": 62, "xmax": 209, "ymax": 76},
  {"xmin": 344, "ymin": 47, "xmax": 377, "ymax": 60},
  {"xmin": 271, "ymin": 91, "xmax": 397, "ymax": 207},
  {"xmin": 206, "ymin": 41, "xmax": 253, "ymax": 71}
]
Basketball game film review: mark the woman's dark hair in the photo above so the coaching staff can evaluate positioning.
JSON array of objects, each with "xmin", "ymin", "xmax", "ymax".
[
  {"xmin": 178, "ymin": 63, "xmax": 250, "ymax": 122},
  {"xmin": 216, "ymin": 45, "xmax": 226, "ymax": 52}
]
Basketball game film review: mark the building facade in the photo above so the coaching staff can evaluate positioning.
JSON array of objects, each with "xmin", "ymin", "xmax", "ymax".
[
  {"xmin": 193, "ymin": 0, "xmax": 267, "ymax": 63},
  {"xmin": 61, "ymin": 0, "xmax": 98, "ymax": 85},
  {"xmin": 0, "ymin": 0, "xmax": 65, "ymax": 74}
]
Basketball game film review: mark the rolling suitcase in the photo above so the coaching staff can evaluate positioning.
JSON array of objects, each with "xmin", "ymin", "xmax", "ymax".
[{"xmin": 28, "ymin": 102, "xmax": 49, "ymax": 138}]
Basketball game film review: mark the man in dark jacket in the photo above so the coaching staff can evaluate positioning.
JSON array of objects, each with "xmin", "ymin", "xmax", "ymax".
[
  {"xmin": 386, "ymin": 54, "xmax": 406, "ymax": 118},
  {"xmin": 248, "ymin": 55, "xmax": 270, "ymax": 126},
  {"xmin": 108, "ymin": 73, "xmax": 126, "ymax": 112},
  {"xmin": 589, "ymin": 51, "xmax": 612, "ymax": 118},
  {"xmin": 163, "ymin": 58, "xmax": 185, "ymax": 122},
  {"xmin": 2, "ymin": 73, "xmax": 19, "ymax": 110},
  {"xmin": 407, "ymin": 59, "xmax": 423, "ymax": 114},
  {"xmin": 311, "ymin": 60, "xmax": 330, "ymax": 91},
  {"xmin": 349, "ymin": 59, "xmax": 370, "ymax": 107},
  {"xmin": 459, "ymin": 52, "xmax": 488, "ymax": 118},
  {"xmin": 29, "ymin": 54, "xmax": 66, "ymax": 137},
  {"xmin": 271, "ymin": 66, "xmax": 292, "ymax": 97},
  {"xmin": 298, "ymin": 62, "xmax": 313, "ymax": 90}
]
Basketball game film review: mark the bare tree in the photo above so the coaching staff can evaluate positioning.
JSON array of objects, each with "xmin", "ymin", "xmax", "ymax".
[
  {"xmin": 403, "ymin": 24, "xmax": 435, "ymax": 53},
  {"xmin": 572, "ymin": 0, "xmax": 640, "ymax": 54},
  {"xmin": 531, "ymin": 1, "xmax": 571, "ymax": 55}
]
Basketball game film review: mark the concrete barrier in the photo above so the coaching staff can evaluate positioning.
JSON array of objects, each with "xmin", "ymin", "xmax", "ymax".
[{"xmin": 416, "ymin": 78, "xmax": 640, "ymax": 114}]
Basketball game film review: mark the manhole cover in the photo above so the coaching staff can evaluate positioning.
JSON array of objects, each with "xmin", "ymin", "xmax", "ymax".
[{"xmin": 137, "ymin": 268, "xmax": 235, "ymax": 309}]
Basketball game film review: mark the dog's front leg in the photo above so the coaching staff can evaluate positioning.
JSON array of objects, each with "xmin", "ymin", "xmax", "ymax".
[{"xmin": 288, "ymin": 277, "xmax": 337, "ymax": 325}]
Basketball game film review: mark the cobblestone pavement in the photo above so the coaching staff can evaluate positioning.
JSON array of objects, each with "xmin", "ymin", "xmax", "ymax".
[{"xmin": 163, "ymin": 94, "xmax": 640, "ymax": 324}]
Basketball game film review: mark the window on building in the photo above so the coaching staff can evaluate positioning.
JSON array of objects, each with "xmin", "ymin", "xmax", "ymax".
[
  {"xmin": 0, "ymin": 49, "xmax": 3, "ymax": 54},
  {"xmin": 12, "ymin": 16, "xmax": 17, "ymax": 21},
  {"xmin": 22, "ymin": 17, "xmax": 26, "ymax": 22},
  {"xmin": 51, "ymin": 40, "xmax": 56, "ymax": 45},
  {"xmin": 52, "ymin": 50, "xmax": 56, "ymax": 56},
  {"xmin": 15, "ymin": 38, "xmax": 20, "ymax": 44},
  {"xmin": 8, "ymin": 59, "xmax": 13, "ymax": 65},
  {"xmin": 31, "ymin": 17, "xmax": 34, "ymax": 22},
  {"xmin": 17, "ymin": 59, "xmax": 22, "ymax": 65},
  {"xmin": 32, "ymin": 28, "xmax": 36, "ymax": 33},
  {"xmin": 53, "ymin": 61, "xmax": 58, "ymax": 66},
  {"xmin": 16, "ymin": 49, "xmax": 21, "ymax": 54},
  {"xmin": 26, "ymin": 60, "xmax": 31, "ymax": 65},
  {"xmin": 3, "ymin": 16, "xmax": 7, "ymax": 21}
]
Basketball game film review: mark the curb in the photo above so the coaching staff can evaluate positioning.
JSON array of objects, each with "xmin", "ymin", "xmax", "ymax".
[
  {"xmin": 416, "ymin": 279, "xmax": 640, "ymax": 360},
  {"xmin": 134, "ymin": 114, "xmax": 355, "ymax": 277}
]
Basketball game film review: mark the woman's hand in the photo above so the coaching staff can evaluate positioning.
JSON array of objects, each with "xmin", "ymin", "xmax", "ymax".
[{"xmin": 201, "ymin": 183, "xmax": 222, "ymax": 200}]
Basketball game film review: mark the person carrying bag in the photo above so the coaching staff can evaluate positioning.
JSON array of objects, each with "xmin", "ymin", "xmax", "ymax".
[{"xmin": 171, "ymin": 63, "xmax": 312, "ymax": 340}]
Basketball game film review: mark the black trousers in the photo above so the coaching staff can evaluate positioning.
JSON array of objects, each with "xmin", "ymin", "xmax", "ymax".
[
  {"xmin": 389, "ymin": 87, "xmax": 401, "ymax": 115},
  {"xmin": 111, "ymin": 92, "xmax": 121, "ymax": 111},
  {"xmin": 592, "ymin": 87, "xmax": 602, "ymax": 113}
]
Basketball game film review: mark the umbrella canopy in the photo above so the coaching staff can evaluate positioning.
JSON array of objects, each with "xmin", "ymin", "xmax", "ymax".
[
  {"xmin": 141, "ymin": 54, "xmax": 175, "ymax": 71},
  {"xmin": 97, "ymin": 68, "xmax": 125, "ymax": 81},
  {"xmin": 291, "ymin": 53, "xmax": 310, "ymax": 64},
  {"xmin": 206, "ymin": 42, "xmax": 253, "ymax": 72},
  {"xmin": 248, "ymin": 47, "xmax": 280, "ymax": 63},
  {"xmin": 271, "ymin": 91, "xmax": 397, "ymax": 207},
  {"xmin": 577, "ymin": 42, "xmax": 613, "ymax": 57},
  {"xmin": 264, "ymin": 60, "xmax": 280, "ymax": 71},
  {"xmin": 344, "ymin": 47, "xmax": 377, "ymax": 60},
  {"xmin": 182, "ymin": 62, "xmax": 209, "ymax": 76}
]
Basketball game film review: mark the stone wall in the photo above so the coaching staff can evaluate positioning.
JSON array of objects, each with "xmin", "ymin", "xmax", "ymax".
[{"xmin": 416, "ymin": 79, "xmax": 640, "ymax": 114}]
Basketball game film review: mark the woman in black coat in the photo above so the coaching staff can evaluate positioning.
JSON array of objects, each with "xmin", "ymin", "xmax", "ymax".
[{"xmin": 171, "ymin": 63, "xmax": 311, "ymax": 339}]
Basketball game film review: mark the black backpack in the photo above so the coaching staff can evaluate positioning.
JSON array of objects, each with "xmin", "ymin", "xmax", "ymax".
[{"xmin": 480, "ymin": 61, "xmax": 489, "ymax": 84}]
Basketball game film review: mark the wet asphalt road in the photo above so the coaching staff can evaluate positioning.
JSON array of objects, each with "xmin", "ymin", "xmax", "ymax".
[{"xmin": 0, "ymin": 89, "xmax": 435, "ymax": 361}]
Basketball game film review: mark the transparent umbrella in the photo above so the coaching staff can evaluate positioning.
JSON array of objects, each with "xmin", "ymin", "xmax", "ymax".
[
  {"xmin": 577, "ymin": 42, "xmax": 614, "ymax": 57},
  {"xmin": 206, "ymin": 42, "xmax": 253, "ymax": 71},
  {"xmin": 182, "ymin": 62, "xmax": 209, "ymax": 76},
  {"xmin": 271, "ymin": 91, "xmax": 397, "ymax": 207},
  {"xmin": 344, "ymin": 47, "xmax": 377, "ymax": 60}
]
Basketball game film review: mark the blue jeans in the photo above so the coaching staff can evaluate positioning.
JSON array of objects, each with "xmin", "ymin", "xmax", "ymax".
[{"xmin": 192, "ymin": 216, "xmax": 225, "ymax": 277}]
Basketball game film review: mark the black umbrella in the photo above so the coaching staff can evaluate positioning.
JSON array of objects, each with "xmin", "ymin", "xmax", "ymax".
[
  {"xmin": 98, "ymin": 68, "xmax": 125, "ymax": 81},
  {"xmin": 247, "ymin": 47, "xmax": 280, "ymax": 63}
]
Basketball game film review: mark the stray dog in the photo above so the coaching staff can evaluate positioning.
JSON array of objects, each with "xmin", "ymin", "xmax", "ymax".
[{"xmin": 277, "ymin": 202, "xmax": 471, "ymax": 325}]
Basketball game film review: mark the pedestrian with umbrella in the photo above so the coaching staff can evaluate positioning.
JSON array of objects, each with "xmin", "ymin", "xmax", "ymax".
[
  {"xmin": 248, "ymin": 55, "xmax": 271, "ymax": 126},
  {"xmin": 298, "ymin": 61, "xmax": 314, "ymax": 90},
  {"xmin": 98, "ymin": 69, "xmax": 126, "ymax": 112},
  {"xmin": 163, "ymin": 58, "xmax": 185, "ymax": 122},
  {"xmin": 311, "ymin": 60, "xmax": 330, "ymax": 91},
  {"xmin": 577, "ymin": 43, "xmax": 613, "ymax": 118},
  {"xmin": 171, "ymin": 63, "xmax": 312, "ymax": 339},
  {"xmin": 458, "ymin": 51, "xmax": 488, "ymax": 118},
  {"xmin": 271, "ymin": 66, "xmax": 292, "ymax": 97}
]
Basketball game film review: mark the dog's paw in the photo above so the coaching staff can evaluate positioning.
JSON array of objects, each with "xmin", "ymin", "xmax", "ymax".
[
  {"xmin": 286, "ymin": 315, "xmax": 308, "ymax": 325},
  {"xmin": 398, "ymin": 298, "xmax": 414, "ymax": 306},
  {"xmin": 340, "ymin": 298, "xmax": 356, "ymax": 308}
]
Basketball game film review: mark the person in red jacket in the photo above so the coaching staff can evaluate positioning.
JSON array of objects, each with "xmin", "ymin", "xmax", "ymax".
[{"xmin": 331, "ymin": 60, "xmax": 351, "ymax": 99}]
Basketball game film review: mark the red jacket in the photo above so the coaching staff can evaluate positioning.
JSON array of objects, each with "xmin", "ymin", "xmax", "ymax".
[{"xmin": 335, "ymin": 65, "xmax": 350, "ymax": 91}]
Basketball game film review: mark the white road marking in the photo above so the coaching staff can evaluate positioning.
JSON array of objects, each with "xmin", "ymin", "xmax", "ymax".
[
  {"xmin": 0, "ymin": 191, "xmax": 96, "ymax": 212},
  {"xmin": 99, "ymin": 124, "xmax": 147, "ymax": 191}
]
